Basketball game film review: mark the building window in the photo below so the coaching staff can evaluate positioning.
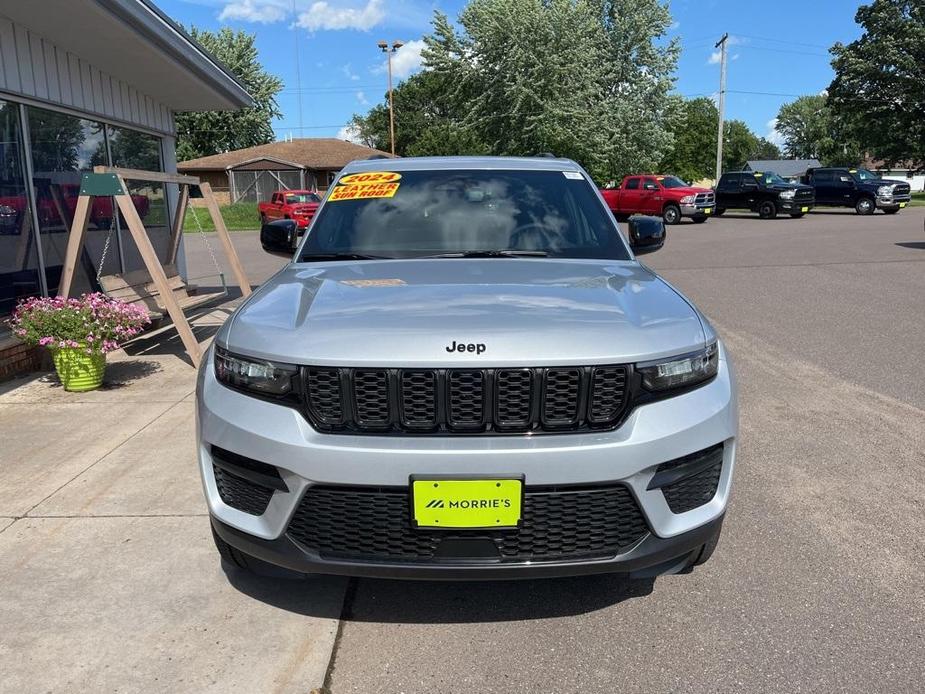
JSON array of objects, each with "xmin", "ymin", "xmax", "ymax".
[{"xmin": 0, "ymin": 100, "xmax": 40, "ymax": 317}]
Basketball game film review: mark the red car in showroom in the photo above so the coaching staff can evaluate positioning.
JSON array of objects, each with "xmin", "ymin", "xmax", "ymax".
[{"xmin": 601, "ymin": 175, "xmax": 715, "ymax": 225}]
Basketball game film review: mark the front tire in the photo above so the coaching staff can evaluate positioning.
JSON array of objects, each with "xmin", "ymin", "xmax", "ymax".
[
  {"xmin": 855, "ymin": 196, "xmax": 875, "ymax": 215},
  {"xmin": 662, "ymin": 204, "xmax": 681, "ymax": 225},
  {"xmin": 758, "ymin": 200, "xmax": 777, "ymax": 219},
  {"xmin": 790, "ymin": 213, "xmax": 805, "ymax": 219},
  {"xmin": 713, "ymin": 207, "xmax": 726, "ymax": 217},
  {"xmin": 692, "ymin": 216, "xmax": 708, "ymax": 224},
  {"xmin": 882, "ymin": 207, "xmax": 899, "ymax": 215}
]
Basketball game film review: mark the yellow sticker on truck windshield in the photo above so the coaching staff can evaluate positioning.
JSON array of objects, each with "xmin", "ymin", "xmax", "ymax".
[{"xmin": 329, "ymin": 171, "xmax": 401, "ymax": 202}]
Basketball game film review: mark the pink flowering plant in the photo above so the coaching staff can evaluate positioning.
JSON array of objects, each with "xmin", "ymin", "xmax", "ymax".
[{"xmin": 9, "ymin": 293, "xmax": 150, "ymax": 354}]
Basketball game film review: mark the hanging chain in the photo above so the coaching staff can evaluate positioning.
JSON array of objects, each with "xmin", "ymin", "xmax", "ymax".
[
  {"xmin": 95, "ymin": 210, "xmax": 117, "ymax": 281},
  {"xmin": 188, "ymin": 200, "xmax": 223, "ymax": 276}
]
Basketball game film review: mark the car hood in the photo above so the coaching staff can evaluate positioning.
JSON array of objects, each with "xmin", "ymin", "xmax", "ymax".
[
  {"xmin": 219, "ymin": 259, "xmax": 707, "ymax": 367},
  {"xmin": 769, "ymin": 182, "xmax": 813, "ymax": 193}
]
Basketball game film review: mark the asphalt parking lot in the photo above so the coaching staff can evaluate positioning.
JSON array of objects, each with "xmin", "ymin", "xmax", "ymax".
[{"xmin": 318, "ymin": 208, "xmax": 925, "ymax": 693}]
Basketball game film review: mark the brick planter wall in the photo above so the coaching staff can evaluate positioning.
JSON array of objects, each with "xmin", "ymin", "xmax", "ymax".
[{"xmin": 0, "ymin": 337, "xmax": 44, "ymax": 381}]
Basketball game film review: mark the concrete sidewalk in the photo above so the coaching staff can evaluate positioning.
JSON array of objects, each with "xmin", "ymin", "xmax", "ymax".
[{"xmin": 0, "ymin": 307, "xmax": 345, "ymax": 693}]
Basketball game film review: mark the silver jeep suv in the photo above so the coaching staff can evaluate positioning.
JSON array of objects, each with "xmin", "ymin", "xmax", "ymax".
[{"xmin": 197, "ymin": 156, "xmax": 738, "ymax": 579}]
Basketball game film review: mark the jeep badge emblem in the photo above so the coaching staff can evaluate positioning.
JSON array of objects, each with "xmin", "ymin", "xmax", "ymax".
[{"xmin": 446, "ymin": 341, "xmax": 486, "ymax": 355}]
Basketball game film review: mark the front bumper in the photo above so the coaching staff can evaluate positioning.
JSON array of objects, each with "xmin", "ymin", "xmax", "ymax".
[
  {"xmin": 197, "ymin": 343, "xmax": 738, "ymax": 578},
  {"xmin": 779, "ymin": 199, "xmax": 814, "ymax": 213},
  {"xmin": 680, "ymin": 202, "xmax": 715, "ymax": 218},
  {"xmin": 876, "ymin": 194, "xmax": 911, "ymax": 210}
]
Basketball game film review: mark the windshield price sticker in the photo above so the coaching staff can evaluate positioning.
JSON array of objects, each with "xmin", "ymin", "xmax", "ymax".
[
  {"xmin": 329, "ymin": 171, "xmax": 402, "ymax": 202},
  {"xmin": 562, "ymin": 171, "xmax": 584, "ymax": 180}
]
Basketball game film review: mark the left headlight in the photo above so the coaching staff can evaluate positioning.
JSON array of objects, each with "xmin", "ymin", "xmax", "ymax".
[
  {"xmin": 637, "ymin": 343, "xmax": 718, "ymax": 392},
  {"xmin": 215, "ymin": 347, "xmax": 299, "ymax": 398}
]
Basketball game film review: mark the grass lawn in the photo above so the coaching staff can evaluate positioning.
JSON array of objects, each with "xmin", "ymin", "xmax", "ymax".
[
  {"xmin": 910, "ymin": 192, "xmax": 925, "ymax": 207},
  {"xmin": 183, "ymin": 202, "xmax": 260, "ymax": 232}
]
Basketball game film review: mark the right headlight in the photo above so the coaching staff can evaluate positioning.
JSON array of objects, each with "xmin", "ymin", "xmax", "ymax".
[
  {"xmin": 679, "ymin": 194, "xmax": 696, "ymax": 204},
  {"xmin": 778, "ymin": 189, "xmax": 796, "ymax": 200},
  {"xmin": 637, "ymin": 343, "xmax": 718, "ymax": 392},
  {"xmin": 214, "ymin": 346, "xmax": 299, "ymax": 399},
  {"xmin": 877, "ymin": 185, "xmax": 892, "ymax": 196}
]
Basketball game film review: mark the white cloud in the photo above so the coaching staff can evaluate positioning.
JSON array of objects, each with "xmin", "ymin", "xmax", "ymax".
[
  {"xmin": 375, "ymin": 39, "xmax": 426, "ymax": 79},
  {"xmin": 337, "ymin": 124, "xmax": 364, "ymax": 144},
  {"xmin": 765, "ymin": 118, "xmax": 785, "ymax": 147},
  {"xmin": 356, "ymin": 90, "xmax": 369, "ymax": 105},
  {"xmin": 219, "ymin": 0, "xmax": 288, "ymax": 23},
  {"xmin": 669, "ymin": 20, "xmax": 680, "ymax": 30},
  {"xmin": 297, "ymin": 0, "xmax": 384, "ymax": 32},
  {"xmin": 342, "ymin": 63, "xmax": 360, "ymax": 81},
  {"xmin": 708, "ymin": 50, "xmax": 722, "ymax": 65}
]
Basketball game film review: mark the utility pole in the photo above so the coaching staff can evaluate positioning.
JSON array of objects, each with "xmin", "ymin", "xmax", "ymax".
[
  {"xmin": 293, "ymin": 0, "xmax": 303, "ymax": 138},
  {"xmin": 714, "ymin": 33, "xmax": 728, "ymax": 184},
  {"xmin": 377, "ymin": 40, "xmax": 404, "ymax": 156}
]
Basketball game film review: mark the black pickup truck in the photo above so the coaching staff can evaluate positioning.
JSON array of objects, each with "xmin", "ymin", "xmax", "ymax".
[
  {"xmin": 714, "ymin": 171, "xmax": 815, "ymax": 219},
  {"xmin": 801, "ymin": 167, "xmax": 912, "ymax": 215}
]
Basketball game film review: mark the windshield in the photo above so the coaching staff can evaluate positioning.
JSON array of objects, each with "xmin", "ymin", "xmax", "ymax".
[
  {"xmin": 850, "ymin": 168, "xmax": 878, "ymax": 182},
  {"xmin": 658, "ymin": 176, "xmax": 690, "ymax": 188},
  {"xmin": 285, "ymin": 192, "xmax": 321, "ymax": 204},
  {"xmin": 299, "ymin": 169, "xmax": 631, "ymax": 261},
  {"xmin": 752, "ymin": 172, "xmax": 786, "ymax": 185}
]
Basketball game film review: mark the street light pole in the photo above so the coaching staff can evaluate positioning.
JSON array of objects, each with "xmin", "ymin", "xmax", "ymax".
[{"xmin": 378, "ymin": 40, "xmax": 404, "ymax": 156}]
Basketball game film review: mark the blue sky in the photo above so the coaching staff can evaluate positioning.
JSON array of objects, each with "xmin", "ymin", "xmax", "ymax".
[{"xmin": 159, "ymin": 0, "xmax": 867, "ymax": 147}]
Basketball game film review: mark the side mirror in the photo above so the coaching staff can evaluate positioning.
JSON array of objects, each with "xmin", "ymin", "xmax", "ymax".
[
  {"xmin": 260, "ymin": 219, "xmax": 298, "ymax": 257},
  {"xmin": 627, "ymin": 215, "xmax": 665, "ymax": 254}
]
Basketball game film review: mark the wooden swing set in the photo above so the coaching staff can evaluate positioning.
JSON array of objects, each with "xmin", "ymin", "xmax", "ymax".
[{"xmin": 57, "ymin": 167, "xmax": 252, "ymax": 367}]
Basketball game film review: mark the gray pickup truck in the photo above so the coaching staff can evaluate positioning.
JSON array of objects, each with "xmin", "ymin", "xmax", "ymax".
[{"xmin": 197, "ymin": 156, "xmax": 738, "ymax": 580}]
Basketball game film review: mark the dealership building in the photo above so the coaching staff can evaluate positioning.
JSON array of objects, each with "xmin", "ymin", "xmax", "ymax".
[{"xmin": 0, "ymin": 0, "xmax": 251, "ymax": 375}]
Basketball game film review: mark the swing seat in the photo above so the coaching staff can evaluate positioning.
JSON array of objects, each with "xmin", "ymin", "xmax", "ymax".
[{"xmin": 99, "ymin": 264, "xmax": 226, "ymax": 320}]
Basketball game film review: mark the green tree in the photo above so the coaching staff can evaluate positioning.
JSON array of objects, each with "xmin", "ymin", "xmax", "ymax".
[
  {"xmin": 723, "ymin": 120, "xmax": 780, "ymax": 171},
  {"xmin": 828, "ymin": 0, "xmax": 925, "ymax": 167},
  {"xmin": 175, "ymin": 27, "xmax": 283, "ymax": 161},
  {"xmin": 348, "ymin": 68, "xmax": 487, "ymax": 156},
  {"xmin": 659, "ymin": 97, "xmax": 718, "ymax": 182},
  {"xmin": 355, "ymin": 0, "xmax": 679, "ymax": 181},
  {"xmin": 775, "ymin": 95, "xmax": 861, "ymax": 165}
]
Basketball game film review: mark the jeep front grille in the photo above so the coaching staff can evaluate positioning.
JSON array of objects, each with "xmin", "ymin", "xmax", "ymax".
[{"xmin": 301, "ymin": 365, "xmax": 630, "ymax": 434}]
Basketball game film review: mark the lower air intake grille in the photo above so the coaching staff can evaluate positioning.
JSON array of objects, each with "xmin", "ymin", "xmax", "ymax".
[
  {"xmin": 286, "ymin": 484, "xmax": 649, "ymax": 563},
  {"xmin": 213, "ymin": 464, "xmax": 274, "ymax": 516},
  {"xmin": 656, "ymin": 445, "xmax": 724, "ymax": 513}
]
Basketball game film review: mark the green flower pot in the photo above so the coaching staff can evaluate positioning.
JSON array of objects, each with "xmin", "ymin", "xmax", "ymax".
[{"xmin": 51, "ymin": 348, "xmax": 106, "ymax": 392}]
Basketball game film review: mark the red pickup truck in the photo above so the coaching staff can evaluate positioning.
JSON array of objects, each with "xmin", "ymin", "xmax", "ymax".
[
  {"xmin": 600, "ymin": 175, "xmax": 715, "ymax": 225},
  {"xmin": 258, "ymin": 190, "xmax": 322, "ymax": 229}
]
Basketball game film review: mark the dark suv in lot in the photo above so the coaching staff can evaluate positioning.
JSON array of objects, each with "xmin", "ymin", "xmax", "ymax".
[
  {"xmin": 801, "ymin": 167, "xmax": 912, "ymax": 215},
  {"xmin": 714, "ymin": 171, "xmax": 815, "ymax": 219}
]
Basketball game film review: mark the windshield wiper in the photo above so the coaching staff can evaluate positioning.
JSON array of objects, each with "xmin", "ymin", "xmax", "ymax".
[
  {"xmin": 299, "ymin": 252, "xmax": 389, "ymax": 261},
  {"xmin": 424, "ymin": 249, "xmax": 549, "ymax": 258}
]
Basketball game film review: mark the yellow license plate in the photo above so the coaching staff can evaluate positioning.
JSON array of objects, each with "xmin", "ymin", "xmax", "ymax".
[
  {"xmin": 801, "ymin": 206, "xmax": 809, "ymax": 212},
  {"xmin": 703, "ymin": 207, "xmax": 712, "ymax": 214},
  {"xmin": 899, "ymin": 202, "xmax": 906, "ymax": 208},
  {"xmin": 411, "ymin": 479, "xmax": 522, "ymax": 529}
]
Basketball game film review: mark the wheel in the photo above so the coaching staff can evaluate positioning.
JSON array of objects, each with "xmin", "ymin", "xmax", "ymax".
[
  {"xmin": 685, "ymin": 525, "xmax": 722, "ymax": 570},
  {"xmin": 855, "ymin": 196, "xmax": 875, "ymax": 215},
  {"xmin": 211, "ymin": 523, "xmax": 306, "ymax": 579},
  {"xmin": 758, "ymin": 200, "xmax": 777, "ymax": 219},
  {"xmin": 790, "ymin": 213, "xmax": 805, "ymax": 219},
  {"xmin": 713, "ymin": 207, "xmax": 725, "ymax": 217},
  {"xmin": 662, "ymin": 203, "xmax": 681, "ymax": 225},
  {"xmin": 692, "ymin": 216, "xmax": 708, "ymax": 224},
  {"xmin": 882, "ymin": 207, "xmax": 899, "ymax": 215}
]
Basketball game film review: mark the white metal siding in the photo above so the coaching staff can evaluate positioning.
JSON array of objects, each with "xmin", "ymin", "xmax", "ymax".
[{"xmin": 0, "ymin": 14, "xmax": 174, "ymax": 135}]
